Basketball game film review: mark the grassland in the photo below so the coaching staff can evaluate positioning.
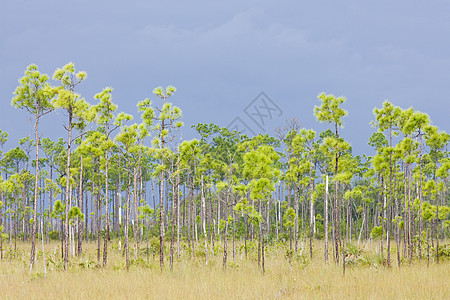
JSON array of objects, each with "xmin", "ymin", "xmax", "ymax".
[{"xmin": 0, "ymin": 240, "xmax": 448, "ymax": 299}]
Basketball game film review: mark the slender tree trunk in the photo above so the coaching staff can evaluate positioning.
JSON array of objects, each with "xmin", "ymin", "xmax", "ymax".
[
  {"xmin": 64, "ymin": 112, "xmax": 73, "ymax": 270},
  {"xmin": 170, "ymin": 172, "xmax": 176, "ymax": 270},
  {"xmin": 176, "ymin": 170, "xmax": 181, "ymax": 259},
  {"xmin": 343, "ymin": 199, "xmax": 349, "ymax": 276},
  {"xmin": 117, "ymin": 157, "xmax": 122, "ymax": 248},
  {"xmin": 418, "ymin": 132, "xmax": 423, "ymax": 261},
  {"xmin": 223, "ymin": 214, "xmax": 228, "ymax": 269},
  {"xmin": 125, "ymin": 164, "xmax": 131, "ymax": 270},
  {"xmin": 232, "ymin": 209, "xmax": 236, "ymax": 262},
  {"xmin": 325, "ymin": 174, "xmax": 329, "ymax": 263},
  {"xmin": 103, "ymin": 151, "xmax": 109, "ymax": 266},
  {"xmin": 309, "ymin": 175, "xmax": 314, "ymax": 260},
  {"xmin": 85, "ymin": 185, "xmax": 89, "ymax": 243},
  {"xmin": 407, "ymin": 162, "xmax": 413, "ymax": 265},
  {"xmin": 394, "ymin": 174, "xmax": 401, "ymax": 267},
  {"xmin": 258, "ymin": 199, "xmax": 263, "ymax": 270},
  {"xmin": 78, "ymin": 156, "xmax": 83, "ymax": 256},
  {"xmin": 97, "ymin": 172, "xmax": 101, "ymax": 263},
  {"xmin": 427, "ymin": 222, "xmax": 430, "ymax": 267},
  {"xmin": 115, "ymin": 157, "xmax": 121, "ymax": 233},
  {"xmin": 434, "ymin": 150, "xmax": 440, "ymax": 263},
  {"xmin": 159, "ymin": 164, "xmax": 165, "ymax": 269},
  {"xmin": 133, "ymin": 166, "xmax": 139, "ymax": 260},
  {"xmin": 334, "ymin": 123, "xmax": 340, "ymax": 264},
  {"xmin": 201, "ymin": 175, "xmax": 208, "ymax": 265},
  {"xmin": 30, "ymin": 111, "xmax": 40, "ymax": 271},
  {"xmin": 334, "ymin": 177, "xmax": 339, "ymax": 264},
  {"xmin": 294, "ymin": 188, "xmax": 299, "ymax": 253},
  {"xmin": 209, "ymin": 190, "xmax": 215, "ymax": 258},
  {"xmin": 381, "ymin": 178, "xmax": 385, "ymax": 256}
]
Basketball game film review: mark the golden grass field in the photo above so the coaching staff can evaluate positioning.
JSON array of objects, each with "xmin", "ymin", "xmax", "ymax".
[{"xmin": 0, "ymin": 240, "xmax": 448, "ymax": 299}]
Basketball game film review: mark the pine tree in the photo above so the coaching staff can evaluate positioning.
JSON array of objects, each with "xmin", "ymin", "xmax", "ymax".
[{"xmin": 12, "ymin": 64, "xmax": 55, "ymax": 271}]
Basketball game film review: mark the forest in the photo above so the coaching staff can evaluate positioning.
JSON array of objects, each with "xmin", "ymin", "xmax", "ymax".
[{"xmin": 0, "ymin": 62, "xmax": 449, "ymax": 298}]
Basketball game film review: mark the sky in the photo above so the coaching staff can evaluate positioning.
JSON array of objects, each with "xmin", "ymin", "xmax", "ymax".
[{"xmin": 1, "ymin": 0, "xmax": 449, "ymax": 155}]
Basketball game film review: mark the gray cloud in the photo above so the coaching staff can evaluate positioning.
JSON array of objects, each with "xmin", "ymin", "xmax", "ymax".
[{"xmin": 1, "ymin": 1, "xmax": 449, "ymax": 155}]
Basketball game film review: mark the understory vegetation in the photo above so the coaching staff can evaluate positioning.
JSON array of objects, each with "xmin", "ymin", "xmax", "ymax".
[{"xmin": 0, "ymin": 241, "xmax": 448, "ymax": 299}]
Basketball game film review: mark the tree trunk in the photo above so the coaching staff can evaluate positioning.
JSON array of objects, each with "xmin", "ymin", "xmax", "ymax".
[
  {"xmin": 434, "ymin": 149, "xmax": 440, "ymax": 263},
  {"xmin": 201, "ymin": 175, "xmax": 208, "ymax": 265},
  {"xmin": 325, "ymin": 174, "xmax": 329, "ymax": 263},
  {"xmin": 132, "ymin": 166, "xmax": 140, "ymax": 260},
  {"xmin": 159, "ymin": 164, "xmax": 165, "ymax": 269},
  {"xmin": 294, "ymin": 188, "xmax": 299, "ymax": 253},
  {"xmin": 78, "ymin": 155, "xmax": 83, "ymax": 256},
  {"xmin": 125, "ymin": 164, "xmax": 131, "ymax": 270},
  {"xmin": 309, "ymin": 176, "xmax": 314, "ymax": 260},
  {"xmin": 97, "ymin": 172, "xmax": 101, "ymax": 263},
  {"xmin": 64, "ymin": 111, "xmax": 73, "ymax": 271},
  {"xmin": 170, "ymin": 170, "xmax": 176, "ymax": 270},
  {"xmin": 407, "ymin": 162, "xmax": 413, "ymax": 265},
  {"xmin": 115, "ymin": 156, "xmax": 121, "ymax": 233},
  {"xmin": 103, "ymin": 151, "xmax": 109, "ymax": 266},
  {"xmin": 30, "ymin": 111, "xmax": 40, "ymax": 271}
]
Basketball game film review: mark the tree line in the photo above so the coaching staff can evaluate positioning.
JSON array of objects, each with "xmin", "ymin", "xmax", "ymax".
[{"xmin": 0, "ymin": 63, "xmax": 449, "ymax": 274}]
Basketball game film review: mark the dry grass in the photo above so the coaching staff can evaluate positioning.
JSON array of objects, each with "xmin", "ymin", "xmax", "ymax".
[{"xmin": 0, "ymin": 240, "xmax": 448, "ymax": 299}]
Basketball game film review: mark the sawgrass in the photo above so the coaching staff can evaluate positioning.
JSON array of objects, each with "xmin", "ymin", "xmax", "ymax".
[{"xmin": 0, "ymin": 240, "xmax": 448, "ymax": 299}]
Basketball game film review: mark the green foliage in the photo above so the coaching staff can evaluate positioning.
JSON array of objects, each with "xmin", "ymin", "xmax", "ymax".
[
  {"xmin": 52, "ymin": 62, "xmax": 93, "ymax": 128},
  {"xmin": 47, "ymin": 231, "xmax": 60, "ymax": 240},
  {"xmin": 234, "ymin": 200, "xmax": 262, "ymax": 226},
  {"xmin": 283, "ymin": 207, "xmax": 295, "ymax": 230},
  {"xmin": 12, "ymin": 64, "xmax": 55, "ymax": 115},
  {"xmin": 314, "ymin": 92, "xmax": 347, "ymax": 128},
  {"xmin": 51, "ymin": 200, "xmax": 65, "ymax": 220},
  {"xmin": 371, "ymin": 226, "xmax": 382, "ymax": 239},
  {"xmin": 69, "ymin": 206, "xmax": 84, "ymax": 221}
]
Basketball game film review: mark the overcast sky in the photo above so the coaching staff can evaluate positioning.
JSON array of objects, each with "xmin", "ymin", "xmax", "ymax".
[{"xmin": 1, "ymin": 0, "xmax": 449, "ymax": 155}]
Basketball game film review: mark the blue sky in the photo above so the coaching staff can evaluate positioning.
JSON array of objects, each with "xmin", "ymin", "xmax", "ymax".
[{"xmin": 1, "ymin": 0, "xmax": 449, "ymax": 155}]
